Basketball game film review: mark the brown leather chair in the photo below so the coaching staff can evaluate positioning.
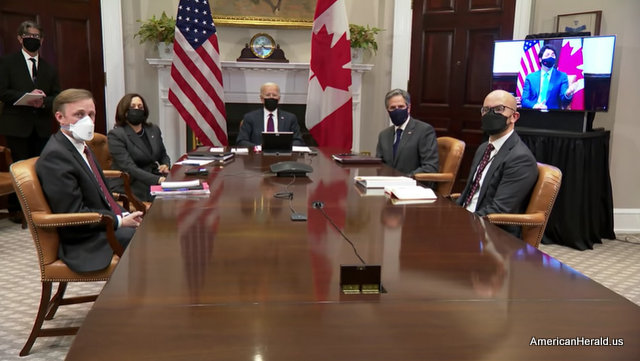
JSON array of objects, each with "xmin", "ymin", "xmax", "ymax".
[
  {"xmin": 10, "ymin": 157, "xmax": 124, "ymax": 356},
  {"xmin": 486, "ymin": 163, "xmax": 562, "ymax": 248},
  {"xmin": 0, "ymin": 145, "xmax": 15, "ymax": 210},
  {"xmin": 86, "ymin": 132, "xmax": 147, "ymax": 212},
  {"xmin": 414, "ymin": 136, "xmax": 466, "ymax": 196}
]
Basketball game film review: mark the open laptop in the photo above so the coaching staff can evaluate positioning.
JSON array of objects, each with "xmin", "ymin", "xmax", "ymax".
[{"xmin": 261, "ymin": 132, "xmax": 293, "ymax": 155}]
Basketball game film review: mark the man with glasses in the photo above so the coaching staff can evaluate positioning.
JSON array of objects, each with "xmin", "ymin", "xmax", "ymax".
[
  {"xmin": 457, "ymin": 90, "xmax": 537, "ymax": 235},
  {"xmin": 375, "ymin": 89, "xmax": 439, "ymax": 179},
  {"xmin": 0, "ymin": 20, "xmax": 61, "ymax": 222}
]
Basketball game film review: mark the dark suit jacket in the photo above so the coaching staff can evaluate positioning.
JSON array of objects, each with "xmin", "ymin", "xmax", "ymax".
[
  {"xmin": 375, "ymin": 117, "xmax": 439, "ymax": 177},
  {"xmin": 107, "ymin": 124, "xmax": 171, "ymax": 202},
  {"xmin": 36, "ymin": 131, "xmax": 126, "ymax": 272},
  {"xmin": 522, "ymin": 69, "xmax": 572, "ymax": 110},
  {"xmin": 457, "ymin": 131, "xmax": 538, "ymax": 219},
  {"xmin": 236, "ymin": 108, "xmax": 305, "ymax": 147},
  {"xmin": 0, "ymin": 51, "xmax": 60, "ymax": 137}
]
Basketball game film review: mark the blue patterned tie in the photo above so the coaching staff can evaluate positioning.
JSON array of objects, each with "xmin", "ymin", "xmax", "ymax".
[{"xmin": 393, "ymin": 128, "xmax": 403, "ymax": 159}]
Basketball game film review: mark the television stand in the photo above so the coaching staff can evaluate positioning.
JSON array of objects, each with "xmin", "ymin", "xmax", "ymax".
[{"xmin": 517, "ymin": 109, "xmax": 595, "ymax": 132}]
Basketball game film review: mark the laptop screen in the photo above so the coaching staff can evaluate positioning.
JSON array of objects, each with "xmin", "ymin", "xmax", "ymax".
[{"xmin": 262, "ymin": 132, "xmax": 293, "ymax": 154}]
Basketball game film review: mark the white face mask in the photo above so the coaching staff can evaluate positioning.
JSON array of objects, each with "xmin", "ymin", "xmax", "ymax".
[{"xmin": 63, "ymin": 115, "xmax": 94, "ymax": 141}]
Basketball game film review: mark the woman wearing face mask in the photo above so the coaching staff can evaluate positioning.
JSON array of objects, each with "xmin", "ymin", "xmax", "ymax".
[{"xmin": 107, "ymin": 93, "xmax": 171, "ymax": 202}]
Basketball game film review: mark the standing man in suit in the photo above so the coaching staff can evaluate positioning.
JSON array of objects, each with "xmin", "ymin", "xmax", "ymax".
[
  {"xmin": 521, "ymin": 44, "xmax": 577, "ymax": 110},
  {"xmin": 0, "ymin": 20, "xmax": 61, "ymax": 221},
  {"xmin": 236, "ymin": 82, "xmax": 305, "ymax": 147},
  {"xmin": 36, "ymin": 89, "xmax": 143, "ymax": 273},
  {"xmin": 458, "ymin": 90, "xmax": 538, "ymax": 233},
  {"xmin": 375, "ymin": 89, "xmax": 439, "ymax": 178}
]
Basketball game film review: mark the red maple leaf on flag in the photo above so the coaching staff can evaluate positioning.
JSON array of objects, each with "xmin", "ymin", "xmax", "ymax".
[{"xmin": 309, "ymin": 25, "xmax": 352, "ymax": 92}]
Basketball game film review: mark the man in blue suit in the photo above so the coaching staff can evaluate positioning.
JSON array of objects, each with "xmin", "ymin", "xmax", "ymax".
[
  {"xmin": 236, "ymin": 82, "xmax": 305, "ymax": 147},
  {"xmin": 522, "ymin": 44, "xmax": 577, "ymax": 110}
]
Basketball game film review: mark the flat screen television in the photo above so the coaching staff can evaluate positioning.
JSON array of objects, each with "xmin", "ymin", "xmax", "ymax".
[{"xmin": 491, "ymin": 35, "xmax": 616, "ymax": 116}]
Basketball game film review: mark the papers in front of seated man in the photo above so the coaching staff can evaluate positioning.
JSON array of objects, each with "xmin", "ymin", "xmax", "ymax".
[
  {"xmin": 384, "ymin": 185, "xmax": 437, "ymax": 205},
  {"xmin": 150, "ymin": 180, "xmax": 210, "ymax": 197},
  {"xmin": 354, "ymin": 176, "xmax": 416, "ymax": 189},
  {"xmin": 13, "ymin": 92, "xmax": 45, "ymax": 106}
]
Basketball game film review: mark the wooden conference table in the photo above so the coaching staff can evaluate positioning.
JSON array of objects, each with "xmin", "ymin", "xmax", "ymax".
[{"xmin": 66, "ymin": 149, "xmax": 640, "ymax": 360}]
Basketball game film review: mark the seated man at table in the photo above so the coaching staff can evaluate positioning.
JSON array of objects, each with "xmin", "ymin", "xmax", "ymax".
[
  {"xmin": 457, "ymin": 90, "xmax": 538, "ymax": 235},
  {"xmin": 36, "ymin": 88, "xmax": 143, "ymax": 273},
  {"xmin": 236, "ymin": 82, "xmax": 305, "ymax": 147},
  {"xmin": 375, "ymin": 88, "xmax": 439, "ymax": 178}
]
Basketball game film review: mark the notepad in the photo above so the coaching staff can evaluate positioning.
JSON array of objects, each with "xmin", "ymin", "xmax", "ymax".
[
  {"xmin": 13, "ymin": 92, "xmax": 45, "ymax": 106},
  {"xmin": 384, "ymin": 185, "xmax": 437, "ymax": 205},
  {"xmin": 354, "ymin": 176, "xmax": 416, "ymax": 189}
]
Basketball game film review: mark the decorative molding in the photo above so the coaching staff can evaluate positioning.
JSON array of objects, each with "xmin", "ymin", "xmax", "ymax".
[
  {"xmin": 146, "ymin": 59, "xmax": 373, "ymax": 160},
  {"xmin": 614, "ymin": 209, "xmax": 640, "ymax": 234}
]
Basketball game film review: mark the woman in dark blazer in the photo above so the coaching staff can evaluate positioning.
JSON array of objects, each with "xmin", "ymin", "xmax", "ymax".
[{"xmin": 108, "ymin": 93, "xmax": 171, "ymax": 202}]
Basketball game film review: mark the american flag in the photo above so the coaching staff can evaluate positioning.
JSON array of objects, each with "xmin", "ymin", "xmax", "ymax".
[
  {"xmin": 169, "ymin": 0, "xmax": 228, "ymax": 146},
  {"xmin": 516, "ymin": 39, "xmax": 541, "ymax": 98},
  {"xmin": 305, "ymin": 0, "xmax": 353, "ymax": 151}
]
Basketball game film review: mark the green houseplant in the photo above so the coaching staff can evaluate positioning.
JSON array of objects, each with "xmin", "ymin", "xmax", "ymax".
[
  {"xmin": 349, "ymin": 23, "xmax": 383, "ymax": 63},
  {"xmin": 135, "ymin": 12, "xmax": 176, "ymax": 58}
]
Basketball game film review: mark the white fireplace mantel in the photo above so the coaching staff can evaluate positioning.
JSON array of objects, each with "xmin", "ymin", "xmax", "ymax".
[{"xmin": 147, "ymin": 59, "xmax": 372, "ymax": 161}]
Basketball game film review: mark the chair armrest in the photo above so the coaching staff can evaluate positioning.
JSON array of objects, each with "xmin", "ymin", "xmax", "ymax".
[
  {"xmin": 31, "ymin": 212, "xmax": 124, "ymax": 256},
  {"xmin": 414, "ymin": 172, "xmax": 454, "ymax": 182},
  {"xmin": 103, "ymin": 170, "xmax": 147, "ymax": 214},
  {"xmin": 485, "ymin": 212, "xmax": 545, "ymax": 226}
]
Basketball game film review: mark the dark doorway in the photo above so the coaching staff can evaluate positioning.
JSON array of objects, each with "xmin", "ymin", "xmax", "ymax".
[
  {"xmin": 409, "ymin": 0, "xmax": 516, "ymax": 191},
  {"xmin": 0, "ymin": 0, "xmax": 106, "ymax": 135}
]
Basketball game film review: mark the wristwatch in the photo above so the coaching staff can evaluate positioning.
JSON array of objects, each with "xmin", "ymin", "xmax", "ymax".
[{"xmin": 249, "ymin": 33, "xmax": 275, "ymax": 59}]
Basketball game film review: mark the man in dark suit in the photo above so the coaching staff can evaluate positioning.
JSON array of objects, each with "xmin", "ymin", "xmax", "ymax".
[
  {"xmin": 36, "ymin": 89, "xmax": 143, "ymax": 273},
  {"xmin": 375, "ymin": 89, "xmax": 439, "ymax": 177},
  {"xmin": 236, "ymin": 82, "xmax": 304, "ymax": 147},
  {"xmin": 522, "ymin": 44, "xmax": 577, "ymax": 110},
  {"xmin": 0, "ymin": 21, "xmax": 61, "ymax": 220},
  {"xmin": 458, "ymin": 90, "xmax": 538, "ymax": 232}
]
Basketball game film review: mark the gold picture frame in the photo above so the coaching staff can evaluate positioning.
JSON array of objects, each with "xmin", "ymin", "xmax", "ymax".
[
  {"xmin": 556, "ymin": 10, "xmax": 602, "ymax": 35},
  {"xmin": 212, "ymin": 1, "xmax": 314, "ymax": 29}
]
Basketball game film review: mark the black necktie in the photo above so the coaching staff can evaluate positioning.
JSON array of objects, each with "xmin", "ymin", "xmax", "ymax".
[
  {"xmin": 393, "ymin": 128, "xmax": 403, "ymax": 159},
  {"xmin": 463, "ymin": 143, "xmax": 495, "ymax": 208},
  {"xmin": 29, "ymin": 58, "xmax": 37, "ymax": 83}
]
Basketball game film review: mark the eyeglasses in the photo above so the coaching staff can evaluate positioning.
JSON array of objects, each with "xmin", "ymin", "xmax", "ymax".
[
  {"xmin": 21, "ymin": 33, "xmax": 41, "ymax": 39},
  {"xmin": 480, "ymin": 104, "xmax": 516, "ymax": 115}
]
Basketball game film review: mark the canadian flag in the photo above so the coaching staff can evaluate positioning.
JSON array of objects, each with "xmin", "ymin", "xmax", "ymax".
[
  {"xmin": 558, "ymin": 39, "xmax": 585, "ymax": 110},
  {"xmin": 305, "ymin": 0, "xmax": 353, "ymax": 151}
]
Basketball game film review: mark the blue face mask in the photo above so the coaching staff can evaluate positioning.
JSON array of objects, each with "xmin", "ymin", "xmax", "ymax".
[{"xmin": 388, "ymin": 108, "xmax": 409, "ymax": 127}]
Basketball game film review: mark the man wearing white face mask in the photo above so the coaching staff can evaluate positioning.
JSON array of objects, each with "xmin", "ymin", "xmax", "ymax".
[{"xmin": 36, "ymin": 89, "xmax": 144, "ymax": 273}]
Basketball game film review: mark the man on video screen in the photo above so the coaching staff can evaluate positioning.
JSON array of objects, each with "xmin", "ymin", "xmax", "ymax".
[{"xmin": 521, "ymin": 44, "xmax": 578, "ymax": 110}]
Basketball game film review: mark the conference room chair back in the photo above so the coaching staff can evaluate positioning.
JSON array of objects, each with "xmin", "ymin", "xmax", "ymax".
[
  {"xmin": 414, "ymin": 136, "xmax": 466, "ymax": 196},
  {"xmin": 0, "ymin": 145, "xmax": 16, "ymax": 217},
  {"xmin": 10, "ymin": 157, "xmax": 121, "ymax": 356},
  {"xmin": 486, "ymin": 163, "xmax": 562, "ymax": 248}
]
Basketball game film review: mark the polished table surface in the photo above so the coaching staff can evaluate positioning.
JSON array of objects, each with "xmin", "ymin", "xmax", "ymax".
[{"xmin": 66, "ymin": 149, "xmax": 640, "ymax": 360}]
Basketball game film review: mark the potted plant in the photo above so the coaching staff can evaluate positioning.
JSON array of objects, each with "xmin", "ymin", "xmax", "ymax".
[
  {"xmin": 349, "ymin": 24, "xmax": 383, "ymax": 63},
  {"xmin": 135, "ymin": 11, "xmax": 176, "ymax": 59}
]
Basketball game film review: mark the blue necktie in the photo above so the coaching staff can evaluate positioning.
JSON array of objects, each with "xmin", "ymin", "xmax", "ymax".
[
  {"xmin": 393, "ymin": 128, "xmax": 402, "ymax": 159},
  {"xmin": 539, "ymin": 72, "xmax": 550, "ymax": 104}
]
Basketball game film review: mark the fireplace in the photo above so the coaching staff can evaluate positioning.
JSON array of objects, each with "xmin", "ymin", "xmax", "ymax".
[{"xmin": 147, "ymin": 59, "xmax": 372, "ymax": 162}]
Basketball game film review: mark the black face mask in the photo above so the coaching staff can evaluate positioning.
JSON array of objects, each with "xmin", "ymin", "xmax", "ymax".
[
  {"xmin": 127, "ymin": 108, "xmax": 147, "ymax": 126},
  {"xmin": 264, "ymin": 98, "xmax": 278, "ymax": 112},
  {"xmin": 481, "ymin": 110, "xmax": 509, "ymax": 135},
  {"xmin": 541, "ymin": 57, "xmax": 555, "ymax": 68},
  {"xmin": 388, "ymin": 108, "xmax": 409, "ymax": 127},
  {"xmin": 23, "ymin": 38, "xmax": 41, "ymax": 53}
]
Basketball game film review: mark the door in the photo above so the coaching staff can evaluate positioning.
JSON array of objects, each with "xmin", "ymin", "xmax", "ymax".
[
  {"xmin": 0, "ymin": 0, "xmax": 106, "ymax": 135},
  {"xmin": 409, "ymin": 0, "xmax": 515, "ymax": 191}
]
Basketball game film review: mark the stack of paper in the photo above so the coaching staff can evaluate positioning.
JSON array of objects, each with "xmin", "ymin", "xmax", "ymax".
[
  {"xmin": 384, "ymin": 185, "xmax": 437, "ymax": 205},
  {"xmin": 150, "ymin": 180, "xmax": 210, "ymax": 197},
  {"xmin": 354, "ymin": 176, "xmax": 416, "ymax": 189}
]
